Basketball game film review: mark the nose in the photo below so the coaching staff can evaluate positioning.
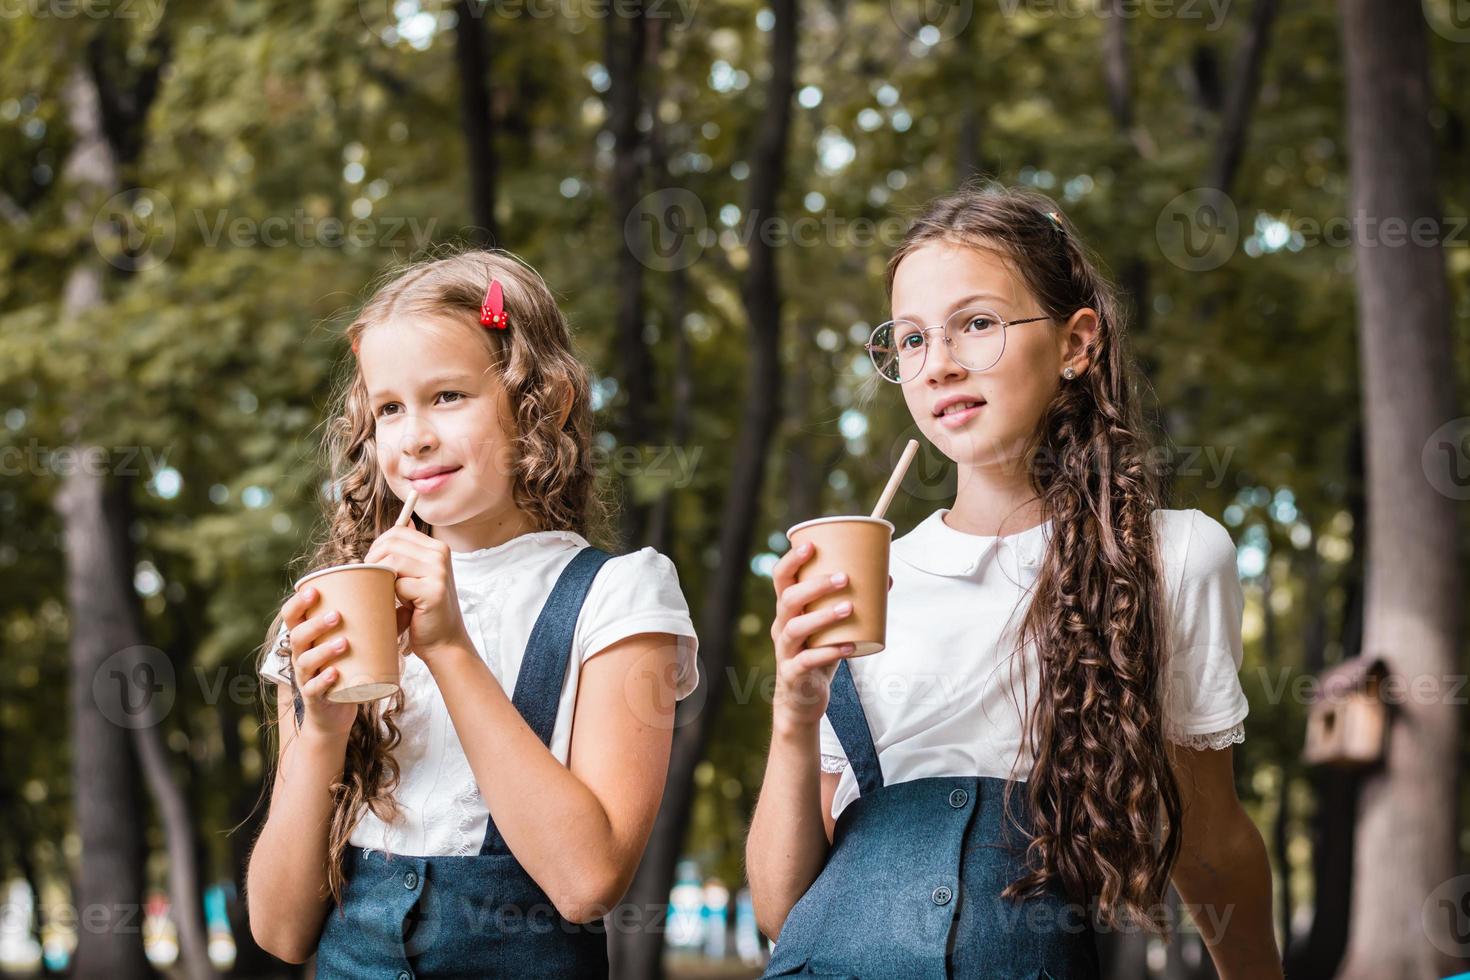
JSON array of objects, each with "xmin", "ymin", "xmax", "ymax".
[
  {"xmin": 391, "ymin": 409, "xmax": 440, "ymax": 459},
  {"xmin": 918, "ymin": 327, "xmax": 967, "ymax": 387}
]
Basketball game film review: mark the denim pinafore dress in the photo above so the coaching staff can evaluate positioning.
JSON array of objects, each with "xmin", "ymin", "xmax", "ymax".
[
  {"xmin": 311, "ymin": 547, "xmax": 613, "ymax": 980},
  {"xmin": 761, "ymin": 659, "xmax": 1102, "ymax": 980}
]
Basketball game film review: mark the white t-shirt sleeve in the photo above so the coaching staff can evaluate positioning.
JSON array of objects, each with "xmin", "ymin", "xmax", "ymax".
[
  {"xmin": 819, "ymin": 713, "xmax": 849, "ymax": 773},
  {"xmin": 1161, "ymin": 509, "xmax": 1250, "ymax": 749},
  {"xmin": 260, "ymin": 623, "xmax": 292, "ymax": 687},
  {"xmin": 576, "ymin": 547, "xmax": 701, "ymax": 701}
]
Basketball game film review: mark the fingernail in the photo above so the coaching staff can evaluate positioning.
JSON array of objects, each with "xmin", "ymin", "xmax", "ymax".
[
  {"xmin": 800, "ymin": 543, "xmax": 812, "ymax": 554},
  {"xmin": 835, "ymin": 602, "xmax": 852, "ymax": 615},
  {"xmin": 326, "ymin": 611, "xmax": 340, "ymax": 624},
  {"xmin": 840, "ymin": 643, "xmax": 856, "ymax": 654},
  {"xmin": 830, "ymin": 573, "xmax": 847, "ymax": 586},
  {"xmin": 334, "ymin": 637, "xmax": 347, "ymax": 649}
]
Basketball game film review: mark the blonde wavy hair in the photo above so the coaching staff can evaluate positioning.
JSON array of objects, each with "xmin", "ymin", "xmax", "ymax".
[{"xmin": 257, "ymin": 248, "xmax": 608, "ymax": 905}]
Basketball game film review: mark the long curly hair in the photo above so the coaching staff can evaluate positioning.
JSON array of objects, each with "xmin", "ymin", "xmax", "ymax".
[
  {"xmin": 884, "ymin": 185, "xmax": 1182, "ymax": 932},
  {"xmin": 257, "ymin": 248, "xmax": 607, "ymax": 905}
]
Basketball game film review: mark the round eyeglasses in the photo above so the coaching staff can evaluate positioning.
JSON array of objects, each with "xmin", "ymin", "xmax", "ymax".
[{"xmin": 866, "ymin": 306, "xmax": 1051, "ymax": 384}]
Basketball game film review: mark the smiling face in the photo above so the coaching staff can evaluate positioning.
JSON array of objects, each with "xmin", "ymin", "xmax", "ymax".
[
  {"xmin": 357, "ymin": 315, "xmax": 531, "ymax": 550},
  {"xmin": 888, "ymin": 241, "xmax": 1093, "ymax": 470}
]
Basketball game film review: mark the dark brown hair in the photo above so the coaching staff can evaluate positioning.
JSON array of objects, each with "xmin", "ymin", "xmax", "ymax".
[
  {"xmin": 885, "ymin": 184, "xmax": 1182, "ymax": 931},
  {"xmin": 258, "ymin": 248, "xmax": 607, "ymax": 905}
]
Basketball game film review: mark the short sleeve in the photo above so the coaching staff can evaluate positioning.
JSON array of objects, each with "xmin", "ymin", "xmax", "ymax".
[
  {"xmin": 260, "ymin": 623, "xmax": 293, "ymax": 687},
  {"xmin": 819, "ymin": 714, "xmax": 849, "ymax": 773},
  {"xmin": 576, "ymin": 547, "xmax": 701, "ymax": 701},
  {"xmin": 1161, "ymin": 510, "xmax": 1250, "ymax": 748}
]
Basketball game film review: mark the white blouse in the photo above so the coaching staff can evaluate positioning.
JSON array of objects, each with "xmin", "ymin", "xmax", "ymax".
[
  {"xmin": 261, "ymin": 530, "xmax": 700, "ymax": 857},
  {"xmin": 818, "ymin": 508, "xmax": 1249, "ymax": 821}
]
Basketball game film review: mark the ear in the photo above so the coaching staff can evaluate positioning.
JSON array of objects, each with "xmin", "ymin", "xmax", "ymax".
[{"xmin": 1061, "ymin": 308, "xmax": 1099, "ymax": 377}]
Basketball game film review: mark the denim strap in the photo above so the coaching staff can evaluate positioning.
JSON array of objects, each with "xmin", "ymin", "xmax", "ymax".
[
  {"xmin": 825, "ymin": 658, "xmax": 885, "ymax": 796},
  {"xmin": 481, "ymin": 546, "xmax": 612, "ymax": 855}
]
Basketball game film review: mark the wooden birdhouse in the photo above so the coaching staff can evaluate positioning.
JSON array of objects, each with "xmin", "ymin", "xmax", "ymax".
[{"xmin": 1302, "ymin": 656, "xmax": 1388, "ymax": 768}]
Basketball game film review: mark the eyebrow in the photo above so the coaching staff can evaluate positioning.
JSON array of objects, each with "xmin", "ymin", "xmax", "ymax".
[
  {"xmin": 895, "ymin": 292, "xmax": 1008, "ymax": 324},
  {"xmin": 368, "ymin": 373, "xmax": 477, "ymax": 402}
]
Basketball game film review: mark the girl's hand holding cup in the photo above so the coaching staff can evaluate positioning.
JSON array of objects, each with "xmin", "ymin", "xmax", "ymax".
[
  {"xmin": 770, "ymin": 440, "xmax": 915, "ymax": 733},
  {"xmin": 281, "ymin": 585, "xmax": 359, "ymax": 739},
  {"xmin": 769, "ymin": 542, "xmax": 862, "ymax": 732},
  {"xmin": 363, "ymin": 524, "xmax": 473, "ymax": 664}
]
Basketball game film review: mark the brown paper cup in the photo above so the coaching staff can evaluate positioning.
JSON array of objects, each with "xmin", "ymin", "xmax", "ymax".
[
  {"xmin": 785, "ymin": 516, "xmax": 894, "ymax": 657},
  {"xmin": 292, "ymin": 563, "xmax": 401, "ymax": 703}
]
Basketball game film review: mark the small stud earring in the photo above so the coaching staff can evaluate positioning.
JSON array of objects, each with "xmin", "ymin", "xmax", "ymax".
[{"xmin": 1062, "ymin": 366, "xmax": 1077, "ymax": 380}]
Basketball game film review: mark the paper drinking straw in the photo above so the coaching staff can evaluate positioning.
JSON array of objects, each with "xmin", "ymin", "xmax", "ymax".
[
  {"xmin": 871, "ymin": 440, "xmax": 919, "ymax": 519},
  {"xmin": 395, "ymin": 489, "xmax": 419, "ymax": 528}
]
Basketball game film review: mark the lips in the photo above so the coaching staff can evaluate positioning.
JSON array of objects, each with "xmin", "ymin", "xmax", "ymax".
[
  {"xmin": 407, "ymin": 465, "xmax": 460, "ymax": 492},
  {"xmin": 936, "ymin": 400, "xmax": 982, "ymax": 417},
  {"xmin": 932, "ymin": 395, "xmax": 986, "ymax": 430},
  {"xmin": 932, "ymin": 395, "xmax": 986, "ymax": 418}
]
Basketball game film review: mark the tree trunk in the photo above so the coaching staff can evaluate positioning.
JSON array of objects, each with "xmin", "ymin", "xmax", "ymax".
[
  {"xmin": 1335, "ymin": 0, "xmax": 1465, "ymax": 976},
  {"xmin": 1103, "ymin": 0, "xmax": 1132, "ymax": 131},
  {"xmin": 57, "ymin": 457, "xmax": 215, "ymax": 980},
  {"xmin": 61, "ymin": 35, "xmax": 217, "ymax": 980},
  {"xmin": 605, "ymin": 0, "xmax": 657, "ymax": 550},
  {"xmin": 1257, "ymin": 569, "xmax": 1297, "ymax": 952},
  {"xmin": 454, "ymin": 0, "xmax": 498, "ymax": 246},
  {"xmin": 57, "ymin": 470, "xmax": 154, "ymax": 980},
  {"xmin": 644, "ymin": 266, "xmax": 690, "ymax": 558},
  {"xmin": 608, "ymin": 3, "xmax": 799, "ymax": 977},
  {"xmin": 955, "ymin": 6, "xmax": 989, "ymax": 181},
  {"xmin": 57, "ymin": 57, "xmax": 154, "ymax": 980},
  {"xmin": 1207, "ymin": 0, "xmax": 1280, "ymax": 194},
  {"xmin": 641, "ymin": 14, "xmax": 691, "ymax": 559},
  {"xmin": 1283, "ymin": 436, "xmax": 1365, "ymax": 979},
  {"xmin": 134, "ymin": 702, "xmax": 218, "ymax": 980},
  {"xmin": 218, "ymin": 693, "xmax": 280, "ymax": 978}
]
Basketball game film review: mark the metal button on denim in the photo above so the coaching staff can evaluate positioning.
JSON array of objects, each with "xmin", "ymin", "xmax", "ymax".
[
  {"xmin": 931, "ymin": 885, "xmax": 952, "ymax": 906},
  {"xmin": 403, "ymin": 870, "xmax": 418, "ymax": 889},
  {"xmin": 397, "ymin": 971, "xmax": 411, "ymax": 980},
  {"xmin": 948, "ymin": 788, "xmax": 968, "ymax": 808}
]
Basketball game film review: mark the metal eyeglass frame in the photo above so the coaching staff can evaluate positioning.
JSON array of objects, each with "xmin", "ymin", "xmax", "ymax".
[{"xmin": 865, "ymin": 306, "xmax": 1052, "ymax": 384}]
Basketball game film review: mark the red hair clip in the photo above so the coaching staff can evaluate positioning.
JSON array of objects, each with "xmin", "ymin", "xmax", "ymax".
[{"xmin": 480, "ymin": 278, "xmax": 508, "ymax": 330}]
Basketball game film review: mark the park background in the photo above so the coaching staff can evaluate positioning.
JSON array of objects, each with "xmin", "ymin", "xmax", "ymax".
[{"xmin": 1, "ymin": 0, "xmax": 1467, "ymax": 977}]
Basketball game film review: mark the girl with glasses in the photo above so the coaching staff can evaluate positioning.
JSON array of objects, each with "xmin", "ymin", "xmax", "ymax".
[{"xmin": 746, "ymin": 186, "xmax": 1282, "ymax": 979}]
